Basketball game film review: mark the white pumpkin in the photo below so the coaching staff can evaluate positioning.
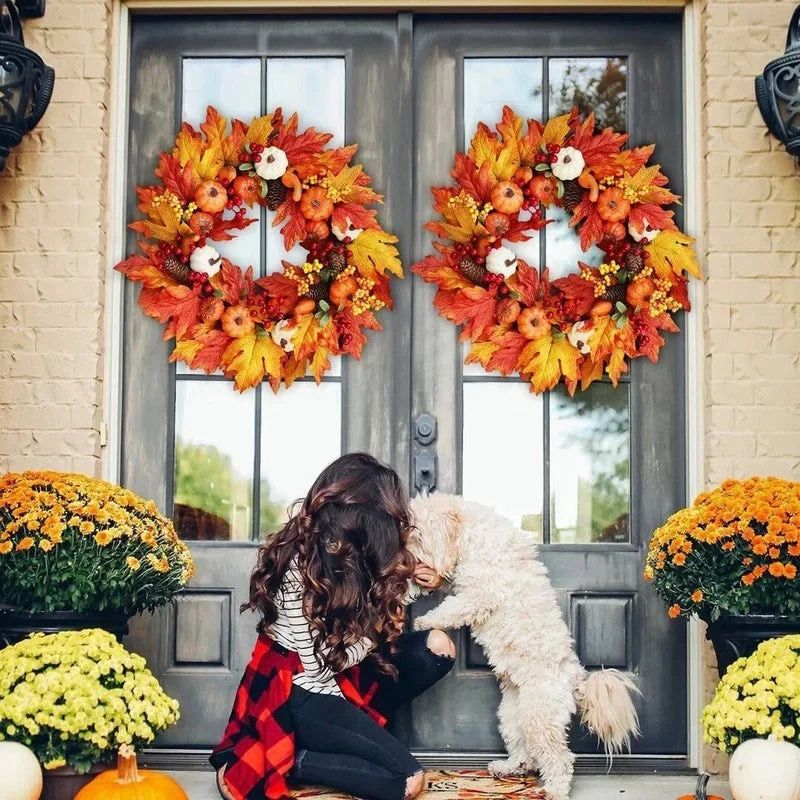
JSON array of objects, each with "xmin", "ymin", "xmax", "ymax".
[
  {"xmin": 0, "ymin": 741, "xmax": 42, "ymax": 800},
  {"xmin": 189, "ymin": 244, "xmax": 222, "ymax": 278},
  {"xmin": 729, "ymin": 737, "xmax": 800, "ymax": 800}
]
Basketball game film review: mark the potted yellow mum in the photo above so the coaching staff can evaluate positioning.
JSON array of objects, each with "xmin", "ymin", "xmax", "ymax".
[
  {"xmin": 0, "ymin": 629, "xmax": 181, "ymax": 799},
  {"xmin": 0, "ymin": 471, "xmax": 195, "ymax": 644},
  {"xmin": 645, "ymin": 477, "xmax": 800, "ymax": 675}
]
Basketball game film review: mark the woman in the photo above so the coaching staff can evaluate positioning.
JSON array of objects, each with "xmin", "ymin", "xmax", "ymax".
[{"xmin": 212, "ymin": 453, "xmax": 454, "ymax": 800}]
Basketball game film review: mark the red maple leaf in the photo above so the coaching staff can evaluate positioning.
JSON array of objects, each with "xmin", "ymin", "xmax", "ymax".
[
  {"xmin": 504, "ymin": 214, "xmax": 549, "ymax": 243},
  {"xmin": 272, "ymin": 197, "xmax": 308, "ymax": 250},
  {"xmin": 628, "ymin": 203, "xmax": 677, "ymax": 234},
  {"xmin": 552, "ymin": 271, "xmax": 596, "ymax": 317},
  {"xmin": 570, "ymin": 198, "xmax": 605, "ymax": 251},
  {"xmin": 433, "ymin": 286, "xmax": 498, "ymax": 340},
  {"xmin": 450, "ymin": 154, "xmax": 496, "ymax": 203},
  {"xmin": 255, "ymin": 269, "xmax": 300, "ymax": 315},
  {"xmin": 331, "ymin": 202, "xmax": 380, "ymax": 233},
  {"xmin": 486, "ymin": 331, "xmax": 528, "ymax": 375},
  {"xmin": 191, "ymin": 328, "xmax": 233, "ymax": 373},
  {"xmin": 631, "ymin": 311, "xmax": 667, "ymax": 362},
  {"xmin": 208, "ymin": 213, "xmax": 259, "ymax": 242},
  {"xmin": 154, "ymin": 153, "xmax": 199, "ymax": 203},
  {"xmin": 569, "ymin": 114, "xmax": 629, "ymax": 167},
  {"xmin": 139, "ymin": 285, "xmax": 202, "ymax": 342},
  {"xmin": 670, "ymin": 278, "xmax": 691, "ymax": 311},
  {"xmin": 213, "ymin": 261, "xmax": 253, "ymax": 305},
  {"xmin": 509, "ymin": 260, "xmax": 541, "ymax": 306}
]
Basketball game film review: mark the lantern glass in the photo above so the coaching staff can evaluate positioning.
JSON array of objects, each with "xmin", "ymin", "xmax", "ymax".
[
  {"xmin": 774, "ymin": 61, "xmax": 800, "ymax": 137},
  {"xmin": 0, "ymin": 56, "xmax": 26, "ymax": 123}
]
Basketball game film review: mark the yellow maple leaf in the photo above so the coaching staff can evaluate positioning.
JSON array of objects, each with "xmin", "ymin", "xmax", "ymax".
[
  {"xmin": 465, "ymin": 340, "xmax": 500, "ymax": 369},
  {"xmin": 174, "ymin": 128, "xmax": 224, "ymax": 181},
  {"xmin": 327, "ymin": 164, "xmax": 381, "ymax": 205},
  {"xmin": 606, "ymin": 348, "xmax": 629, "ymax": 387},
  {"xmin": 291, "ymin": 314, "xmax": 321, "ymax": 361},
  {"xmin": 469, "ymin": 124, "xmax": 500, "ymax": 170},
  {"xmin": 645, "ymin": 230, "xmax": 701, "ymax": 281},
  {"xmin": 518, "ymin": 333, "xmax": 580, "ymax": 394},
  {"xmin": 246, "ymin": 112, "xmax": 279, "ymax": 144},
  {"xmin": 282, "ymin": 355, "xmax": 309, "ymax": 389},
  {"xmin": 309, "ymin": 347, "xmax": 331, "ymax": 383},
  {"xmin": 625, "ymin": 164, "xmax": 662, "ymax": 194},
  {"xmin": 169, "ymin": 337, "xmax": 204, "ymax": 367},
  {"xmin": 580, "ymin": 357, "xmax": 604, "ymax": 392},
  {"xmin": 588, "ymin": 315, "xmax": 618, "ymax": 360},
  {"xmin": 221, "ymin": 331, "xmax": 284, "ymax": 392},
  {"xmin": 494, "ymin": 138, "xmax": 521, "ymax": 181},
  {"xmin": 347, "ymin": 229, "xmax": 403, "ymax": 280},
  {"xmin": 542, "ymin": 113, "xmax": 571, "ymax": 145}
]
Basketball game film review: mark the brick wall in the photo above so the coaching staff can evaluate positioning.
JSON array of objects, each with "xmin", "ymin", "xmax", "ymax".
[{"xmin": 0, "ymin": 0, "xmax": 112, "ymax": 475}]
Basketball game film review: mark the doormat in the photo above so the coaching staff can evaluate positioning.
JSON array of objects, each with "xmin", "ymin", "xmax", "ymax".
[{"xmin": 292, "ymin": 769, "xmax": 546, "ymax": 799}]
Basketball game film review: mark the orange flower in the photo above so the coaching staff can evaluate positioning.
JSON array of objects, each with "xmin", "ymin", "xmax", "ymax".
[
  {"xmin": 784, "ymin": 564, "xmax": 797, "ymax": 579},
  {"xmin": 16, "ymin": 537, "xmax": 34, "ymax": 551},
  {"xmin": 789, "ymin": 544, "xmax": 800, "ymax": 557},
  {"xmin": 769, "ymin": 562, "xmax": 785, "ymax": 578},
  {"xmin": 742, "ymin": 572, "xmax": 755, "ymax": 586},
  {"xmin": 668, "ymin": 604, "xmax": 682, "ymax": 619},
  {"xmin": 0, "ymin": 541, "xmax": 11, "ymax": 555},
  {"xmin": 743, "ymin": 557, "xmax": 753, "ymax": 566},
  {"xmin": 673, "ymin": 553, "xmax": 687, "ymax": 566},
  {"xmin": 754, "ymin": 565, "xmax": 768, "ymax": 578},
  {"xmin": 752, "ymin": 541, "xmax": 768, "ymax": 556},
  {"xmin": 38, "ymin": 539, "xmax": 54, "ymax": 552},
  {"xmin": 722, "ymin": 541, "xmax": 735, "ymax": 551},
  {"xmin": 769, "ymin": 547, "xmax": 781, "ymax": 559},
  {"xmin": 691, "ymin": 589, "xmax": 704, "ymax": 603},
  {"xmin": 79, "ymin": 520, "xmax": 95, "ymax": 535}
]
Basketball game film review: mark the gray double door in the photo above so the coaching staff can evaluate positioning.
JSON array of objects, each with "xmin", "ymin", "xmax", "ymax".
[{"xmin": 123, "ymin": 12, "xmax": 687, "ymax": 768}]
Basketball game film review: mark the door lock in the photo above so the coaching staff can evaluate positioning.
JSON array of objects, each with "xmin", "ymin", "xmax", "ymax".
[{"xmin": 412, "ymin": 413, "xmax": 437, "ymax": 496}]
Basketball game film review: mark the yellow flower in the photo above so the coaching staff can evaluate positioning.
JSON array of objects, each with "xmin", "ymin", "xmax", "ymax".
[
  {"xmin": 0, "ymin": 541, "xmax": 11, "ymax": 555},
  {"xmin": 38, "ymin": 539, "xmax": 54, "ymax": 552},
  {"xmin": 126, "ymin": 556, "xmax": 141, "ymax": 571},
  {"xmin": 79, "ymin": 520, "xmax": 95, "ymax": 535},
  {"xmin": 16, "ymin": 537, "xmax": 34, "ymax": 551},
  {"xmin": 94, "ymin": 531, "xmax": 112, "ymax": 547}
]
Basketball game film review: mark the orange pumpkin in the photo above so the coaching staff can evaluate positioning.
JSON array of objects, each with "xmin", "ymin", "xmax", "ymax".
[
  {"xmin": 329, "ymin": 275, "xmax": 358, "ymax": 307},
  {"xmin": 232, "ymin": 174, "xmax": 262, "ymax": 205},
  {"xmin": 484, "ymin": 212, "xmax": 510, "ymax": 238},
  {"xmin": 188, "ymin": 211, "xmax": 214, "ymax": 237},
  {"xmin": 604, "ymin": 220, "xmax": 626, "ymax": 241},
  {"xmin": 596, "ymin": 186, "xmax": 631, "ymax": 223},
  {"xmin": 626, "ymin": 277, "xmax": 656, "ymax": 307},
  {"xmin": 194, "ymin": 180, "xmax": 228, "ymax": 214},
  {"xmin": 529, "ymin": 175, "xmax": 557, "ymax": 206},
  {"xmin": 496, "ymin": 297, "xmax": 521, "ymax": 326},
  {"xmin": 221, "ymin": 304, "xmax": 255, "ymax": 338},
  {"xmin": 217, "ymin": 165, "xmax": 237, "ymax": 185},
  {"xmin": 293, "ymin": 298, "xmax": 317, "ymax": 317},
  {"xmin": 590, "ymin": 300, "xmax": 613, "ymax": 320},
  {"xmin": 300, "ymin": 186, "xmax": 334, "ymax": 221},
  {"xmin": 490, "ymin": 181, "xmax": 524, "ymax": 215},
  {"xmin": 513, "ymin": 166, "xmax": 533, "ymax": 185},
  {"xmin": 517, "ymin": 306, "xmax": 551, "ymax": 340},
  {"xmin": 306, "ymin": 219, "xmax": 330, "ymax": 241},
  {"xmin": 75, "ymin": 746, "xmax": 188, "ymax": 800}
]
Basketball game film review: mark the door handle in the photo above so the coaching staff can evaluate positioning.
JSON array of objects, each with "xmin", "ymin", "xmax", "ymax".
[{"xmin": 413, "ymin": 413, "xmax": 437, "ymax": 497}]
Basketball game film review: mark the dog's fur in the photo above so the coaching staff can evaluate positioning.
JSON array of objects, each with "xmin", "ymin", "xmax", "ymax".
[{"xmin": 409, "ymin": 494, "xmax": 640, "ymax": 800}]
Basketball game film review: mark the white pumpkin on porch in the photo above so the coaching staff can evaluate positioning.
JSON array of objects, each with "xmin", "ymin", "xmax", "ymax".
[
  {"xmin": 0, "ymin": 741, "xmax": 42, "ymax": 800},
  {"xmin": 729, "ymin": 737, "xmax": 800, "ymax": 800}
]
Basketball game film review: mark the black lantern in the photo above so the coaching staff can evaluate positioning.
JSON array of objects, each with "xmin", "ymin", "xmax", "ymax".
[
  {"xmin": 756, "ymin": 4, "xmax": 800, "ymax": 158},
  {"xmin": 0, "ymin": 0, "xmax": 54, "ymax": 171}
]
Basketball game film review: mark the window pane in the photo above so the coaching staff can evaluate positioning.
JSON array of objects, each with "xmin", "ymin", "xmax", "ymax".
[
  {"xmin": 462, "ymin": 383, "xmax": 544, "ymax": 538},
  {"xmin": 464, "ymin": 58, "xmax": 543, "ymax": 268},
  {"xmin": 182, "ymin": 58, "xmax": 262, "ymax": 274},
  {"xmin": 264, "ymin": 58, "xmax": 346, "ymax": 273},
  {"xmin": 549, "ymin": 383, "xmax": 630, "ymax": 544},
  {"xmin": 173, "ymin": 381, "xmax": 255, "ymax": 541},
  {"xmin": 548, "ymin": 57, "xmax": 628, "ymax": 132},
  {"xmin": 259, "ymin": 382, "xmax": 341, "ymax": 536},
  {"xmin": 544, "ymin": 204, "xmax": 604, "ymax": 281}
]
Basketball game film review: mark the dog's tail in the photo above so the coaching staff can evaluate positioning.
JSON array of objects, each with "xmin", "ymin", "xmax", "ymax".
[{"xmin": 577, "ymin": 669, "xmax": 641, "ymax": 754}]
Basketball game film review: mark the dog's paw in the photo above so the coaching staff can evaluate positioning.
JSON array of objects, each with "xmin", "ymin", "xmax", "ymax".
[{"xmin": 488, "ymin": 758, "xmax": 527, "ymax": 778}]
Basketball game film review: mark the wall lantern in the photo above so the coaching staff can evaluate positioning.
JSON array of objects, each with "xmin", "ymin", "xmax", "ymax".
[
  {"xmin": 0, "ymin": 0, "xmax": 54, "ymax": 171},
  {"xmin": 756, "ymin": 4, "xmax": 800, "ymax": 159}
]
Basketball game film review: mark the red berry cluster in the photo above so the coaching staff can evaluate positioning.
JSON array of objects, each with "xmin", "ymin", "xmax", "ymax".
[
  {"xmin": 600, "ymin": 238, "xmax": 648, "ymax": 268},
  {"xmin": 239, "ymin": 143, "xmax": 266, "ymax": 164},
  {"xmin": 305, "ymin": 237, "xmax": 348, "ymax": 265},
  {"xmin": 533, "ymin": 143, "xmax": 561, "ymax": 165}
]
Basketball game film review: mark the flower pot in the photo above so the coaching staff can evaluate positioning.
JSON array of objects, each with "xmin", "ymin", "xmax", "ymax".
[
  {"xmin": 41, "ymin": 763, "xmax": 111, "ymax": 800},
  {"xmin": 0, "ymin": 608, "xmax": 129, "ymax": 648},
  {"xmin": 705, "ymin": 615, "xmax": 800, "ymax": 677}
]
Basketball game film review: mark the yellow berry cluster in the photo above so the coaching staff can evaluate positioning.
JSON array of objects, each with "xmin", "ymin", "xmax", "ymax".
[
  {"xmin": 180, "ymin": 201, "xmax": 198, "ymax": 223},
  {"xmin": 447, "ymin": 191, "xmax": 480, "ymax": 223},
  {"xmin": 151, "ymin": 191, "xmax": 185, "ymax": 222},
  {"xmin": 352, "ymin": 277, "xmax": 385, "ymax": 316},
  {"xmin": 600, "ymin": 175, "xmax": 645, "ymax": 204},
  {"xmin": 582, "ymin": 260, "xmax": 622, "ymax": 298},
  {"xmin": 304, "ymin": 174, "xmax": 320, "ymax": 187},
  {"xmin": 648, "ymin": 278, "xmax": 682, "ymax": 318},
  {"xmin": 286, "ymin": 263, "xmax": 323, "ymax": 296},
  {"xmin": 476, "ymin": 201, "xmax": 493, "ymax": 222},
  {"xmin": 320, "ymin": 176, "xmax": 343, "ymax": 203}
]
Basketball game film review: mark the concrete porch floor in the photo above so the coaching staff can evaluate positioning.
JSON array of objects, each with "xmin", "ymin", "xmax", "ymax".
[{"xmin": 166, "ymin": 771, "xmax": 732, "ymax": 800}]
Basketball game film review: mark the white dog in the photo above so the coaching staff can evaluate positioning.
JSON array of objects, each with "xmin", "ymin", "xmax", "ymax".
[{"xmin": 409, "ymin": 494, "xmax": 640, "ymax": 800}]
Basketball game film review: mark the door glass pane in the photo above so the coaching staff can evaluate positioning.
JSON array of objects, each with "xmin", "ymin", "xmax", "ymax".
[
  {"xmin": 259, "ymin": 382, "xmax": 342, "ymax": 536},
  {"xmin": 549, "ymin": 382, "xmax": 630, "ymax": 543},
  {"xmin": 545, "ymin": 204, "xmax": 604, "ymax": 280},
  {"xmin": 264, "ymin": 57, "xmax": 346, "ymax": 274},
  {"xmin": 182, "ymin": 58, "xmax": 262, "ymax": 274},
  {"xmin": 173, "ymin": 381, "xmax": 255, "ymax": 541},
  {"xmin": 464, "ymin": 58, "xmax": 543, "ymax": 268},
  {"xmin": 548, "ymin": 57, "xmax": 628, "ymax": 132},
  {"xmin": 462, "ymin": 382, "xmax": 544, "ymax": 539}
]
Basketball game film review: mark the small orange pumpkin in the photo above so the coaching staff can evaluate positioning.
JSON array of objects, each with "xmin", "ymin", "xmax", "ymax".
[
  {"xmin": 232, "ymin": 174, "xmax": 262, "ymax": 205},
  {"xmin": 484, "ymin": 212, "xmax": 510, "ymax": 238},
  {"xmin": 604, "ymin": 220, "xmax": 627, "ymax": 241},
  {"xmin": 490, "ymin": 181, "xmax": 524, "ymax": 215},
  {"xmin": 221, "ymin": 304, "xmax": 256, "ymax": 338},
  {"xmin": 590, "ymin": 300, "xmax": 613, "ymax": 320},
  {"xmin": 293, "ymin": 298, "xmax": 317, "ymax": 317},
  {"xmin": 596, "ymin": 186, "xmax": 631, "ymax": 223},
  {"xmin": 329, "ymin": 275, "xmax": 358, "ymax": 307},
  {"xmin": 188, "ymin": 211, "xmax": 214, "ymax": 237},
  {"xmin": 517, "ymin": 306, "xmax": 551, "ymax": 340},
  {"xmin": 496, "ymin": 297, "xmax": 521, "ymax": 326},
  {"xmin": 217, "ymin": 165, "xmax": 238, "ymax": 186},
  {"xmin": 306, "ymin": 219, "xmax": 330, "ymax": 241},
  {"xmin": 75, "ymin": 746, "xmax": 188, "ymax": 800},
  {"xmin": 529, "ymin": 175, "xmax": 557, "ymax": 206},
  {"xmin": 626, "ymin": 277, "xmax": 656, "ymax": 307},
  {"xmin": 194, "ymin": 180, "xmax": 228, "ymax": 214},
  {"xmin": 513, "ymin": 166, "xmax": 533, "ymax": 185},
  {"xmin": 300, "ymin": 186, "xmax": 334, "ymax": 221}
]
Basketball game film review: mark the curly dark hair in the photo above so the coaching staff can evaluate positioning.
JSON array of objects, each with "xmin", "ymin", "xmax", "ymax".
[{"xmin": 243, "ymin": 453, "xmax": 414, "ymax": 677}]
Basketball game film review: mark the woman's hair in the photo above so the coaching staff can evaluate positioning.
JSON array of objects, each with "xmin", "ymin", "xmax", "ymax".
[{"xmin": 244, "ymin": 452, "xmax": 415, "ymax": 676}]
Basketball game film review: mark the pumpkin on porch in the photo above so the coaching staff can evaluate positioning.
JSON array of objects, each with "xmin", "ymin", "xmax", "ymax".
[
  {"xmin": 0, "ymin": 741, "xmax": 42, "ymax": 800},
  {"xmin": 75, "ymin": 746, "xmax": 187, "ymax": 800},
  {"xmin": 728, "ymin": 738, "xmax": 800, "ymax": 800}
]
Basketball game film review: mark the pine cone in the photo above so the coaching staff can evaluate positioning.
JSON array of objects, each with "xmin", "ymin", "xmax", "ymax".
[
  {"xmin": 327, "ymin": 250, "xmax": 348, "ymax": 274},
  {"xmin": 625, "ymin": 250, "xmax": 645, "ymax": 276},
  {"xmin": 304, "ymin": 282, "xmax": 329, "ymax": 302},
  {"xmin": 163, "ymin": 255, "xmax": 191, "ymax": 284},
  {"xmin": 601, "ymin": 283, "xmax": 627, "ymax": 304},
  {"xmin": 459, "ymin": 256, "xmax": 487, "ymax": 284},
  {"xmin": 265, "ymin": 179, "xmax": 287, "ymax": 211},
  {"xmin": 561, "ymin": 180, "xmax": 584, "ymax": 213}
]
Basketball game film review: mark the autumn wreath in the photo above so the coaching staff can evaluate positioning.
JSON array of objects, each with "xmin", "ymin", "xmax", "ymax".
[
  {"xmin": 117, "ymin": 106, "xmax": 402, "ymax": 391},
  {"xmin": 412, "ymin": 106, "xmax": 700, "ymax": 394}
]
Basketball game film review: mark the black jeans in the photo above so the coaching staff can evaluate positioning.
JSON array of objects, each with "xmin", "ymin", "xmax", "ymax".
[{"xmin": 288, "ymin": 630, "xmax": 454, "ymax": 800}]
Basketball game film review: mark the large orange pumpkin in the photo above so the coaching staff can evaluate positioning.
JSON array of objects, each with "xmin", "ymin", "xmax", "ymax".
[{"xmin": 75, "ymin": 746, "xmax": 188, "ymax": 800}]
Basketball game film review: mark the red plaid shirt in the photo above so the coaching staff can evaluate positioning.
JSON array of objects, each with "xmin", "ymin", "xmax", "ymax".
[{"xmin": 210, "ymin": 635, "xmax": 385, "ymax": 800}]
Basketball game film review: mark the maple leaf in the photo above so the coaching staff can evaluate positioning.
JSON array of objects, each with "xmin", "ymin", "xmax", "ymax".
[
  {"xmin": 272, "ymin": 197, "xmax": 308, "ymax": 251},
  {"xmin": 517, "ymin": 333, "xmax": 580, "ymax": 394},
  {"xmin": 115, "ymin": 254, "xmax": 178, "ymax": 290},
  {"xmin": 214, "ymin": 261, "xmax": 253, "ymax": 305},
  {"xmin": 494, "ymin": 137, "xmax": 520, "ymax": 181},
  {"xmin": 291, "ymin": 314, "xmax": 321, "ymax": 362},
  {"xmin": 207, "ymin": 212, "xmax": 258, "ymax": 242},
  {"xmin": 628, "ymin": 203, "xmax": 677, "ymax": 234},
  {"xmin": 450, "ymin": 154, "xmax": 496, "ymax": 203},
  {"xmin": 273, "ymin": 113, "xmax": 336, "ymax": 177},
  {"xmin": 155, "ymin": 153, "xmax": 199, "ymax": 203},
  {"xmin": 486, "ymin": 330, "xmax": 529, "ymax": 375},
  {"xmin": 174, "ymin": 124, "xmax": 224, "ymax": 180},
  {"xmin": 245, "ymin": 111, "xmax": 281, "ymax": 145},
  {"xmin": 331, "ymin": 203, "xmax": 379, "ymax": 233},
  {"xmin": 542, "ymin": 113, "xmax": 572, "ymax": 145},
  {"xmin": 347, "ymin": 229, "xmax": 403, "ymax": 280},
  {"xmin": 327, "ymin": 164, "xmax": 382, "ymax": 205},
  {"xmin": 433, "ymin": 285, "xmax": 498, "ymax": 340},
  {"xmin": 507, "ymin": 260, "xmax": 540, "ymax": 306},
  {"xmin": 169, "ymin": 332, "xmax": 207, "ymax": 367},
  {"xmin": 412, "ymin": 254, "xmax": 473, "ymax": 290},
  {"xmin": 587, "ymin": 314, "xmax": 617, "ymax": 360},
  {"xmin": 590, "ymin": 145, "xmax": 655, "ymax": 181},
  {"xmin": 255, "ymin": 270, "xmax": 300, "ymax": 315},
  {"xmin": 496, "ymin": 106, "xmax": 523, "ymax": 144},
  {"xmin": 570, "ymin": 197, "xmax": 605, "ymax": 251},
  {"xmin": 606, "ymin": 347, "xmax": 629, "ymax": 387},
  {"xmin": 309, "ymin": 347, "xmax": 331, "ymax": 383},
  {"xmin": 190, "ymin": 328, "xmax": 232, "ymax": 374},
  {"xmin": 138, "ymin": 285, "xmax": 202, "ymax": 342},
  {"xmin": 316, "ymin": 144, "xmax": 359, "ymax": 177},
  {"xmin": 468, "ymin": 122, "xmax": 500, "ymax": 170},
  {"xmin": 579, "ymin": 357, "xmax": 605, "ymax": 392},
  {"xmin": 518, "ymin": 118, "xmax": 544, "ymax": 165},
  {"xmin": 552, "ymin": 271, "xmax": 596, "ymax": 317},
  {"xmin": 645, "ymin": 230, "xmax": 700, "ymax": 280},
  {"xmin": 465, "ymin": 340, "xmax": 500, "ymax": 370},
  {"xmin": 333, "ymin": 307, "xmax": 378, "ymax": 358},
  {"xmin": 569, "ymin": 115, "xmax": 629, "ymax": 166},
  {"xmin": 130, "ymin": 195, "xmax": 192, "ymax": 243},
  {"xmin": 281, "ymin": 355, "xmax": 308, "ymax": 389},
  {"xmin": 221, "ymin": 330, "xmax": 284, "ymax": 392},
  {"xmin": 425, "ymin": 201, "xmax": 482, "ymax": 244},
  {"xmin": 503, "ymin": 213, "xmax": 548, "ymax": 243},
  {"xmin": 200, "ymin": 107, "xmax": 244, "ymax": 164}
]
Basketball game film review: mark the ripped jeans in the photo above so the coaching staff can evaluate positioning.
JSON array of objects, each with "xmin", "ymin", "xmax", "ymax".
[{"xmin": 289, "ymin": 630, "xmax": 454, "ymax": 800}]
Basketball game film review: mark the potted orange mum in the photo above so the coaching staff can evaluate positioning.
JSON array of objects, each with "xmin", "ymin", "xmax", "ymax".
[{"xmin": 645, "ymin": 477, "xmax": 800, "ymax": 675}]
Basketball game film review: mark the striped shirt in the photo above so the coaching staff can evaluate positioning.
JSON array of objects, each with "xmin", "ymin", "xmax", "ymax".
[{"xmin": 270, "ymin": 560, "xmax": 372, "ymax": 697}]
